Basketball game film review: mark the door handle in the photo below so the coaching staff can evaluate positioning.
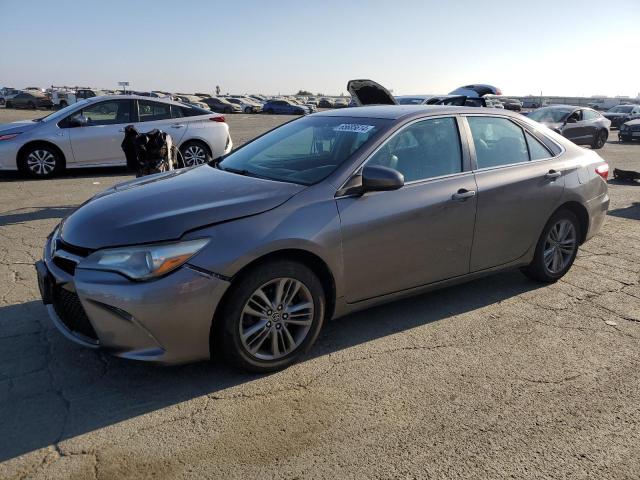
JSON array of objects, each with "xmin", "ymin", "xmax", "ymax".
[
  {"xmin": 452, "ymin": 189, "xmax": 476, "ymax": 201},
  {"xmin": 171, "ymin": 124, "xmax": 185, "ymax": 129},
  {"xmin": 545, "ymin": 169, "xmax": 562, "ymax": 180}
]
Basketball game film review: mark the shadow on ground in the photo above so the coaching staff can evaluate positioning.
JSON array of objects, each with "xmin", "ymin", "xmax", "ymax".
[
  {"xmin": 0, "ymin": 270, "xmax": 543, "ymax": 461},
  {"xmin": 0, "ymin": 167, "xmax": 129, "ymax": 183},
  {"xmin": 608, "ymin": 202, "xmax": 640, "ymax": 220},
  {"xmin": 0, "ymin": 206, "xmax": 76, "ymax": 227}
]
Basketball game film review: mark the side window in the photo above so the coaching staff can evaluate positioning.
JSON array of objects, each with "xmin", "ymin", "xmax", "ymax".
[
  {"xmin": 467, "ymin": 117, "xmax": 529, "ymax": 168},
  {"xmin": 583, "ymin": 110, "xmax": 599, "ymax": 121},
  {"xmin": 138, "ymin": 100, "xmax": 171, "ymax": 122},
  {"xmin": 80, "ymin": 100, "xmax": 132, "ymax": 126},
  {"xmin": 170, "ymin": 104, "xmax": 184, "ymax": 118},
  {"xmin": 525, "ymin": 132, "xmax": 552, "ymax": 160},
  {"xmin": 367, "ymin": 117, "xmax": 462, "ymax": 182}
]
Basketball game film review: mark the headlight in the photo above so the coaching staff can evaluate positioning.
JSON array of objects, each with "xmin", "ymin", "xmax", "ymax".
[
  {"xmin": 621, "ymin": 124, "xmax": 629, "ymax": 130},
  {"xmin": 79, "ymin": 238, "xmax": 209, "ymax": 280}
]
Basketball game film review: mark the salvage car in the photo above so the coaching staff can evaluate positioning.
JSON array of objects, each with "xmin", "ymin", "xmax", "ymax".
[
  {"xmin": 201, "ymin": 96, "xmax": 242, "ymax": 114},
  {"xmin": 602, "ymin": 104, "xmax": 640, "ymax": 129},
  {"xmin": 262, "ymin": 99, "xmax": 309, "ymax": 115},
  {"xmin": 36, "ymin": 102, "xmax": 609, "ymax": 372},
  {"xmin": 0, "ymin": 95, "xmax": 232, "ymax": 177},
  {"xmin": 619, "ymin": 119, "xmax": 640, "ymax": 142},
  {"xmin": 527, "ymin": 105, "xmax": 610, "ymax": 149},
  {"xmin": 5, "ymin": 91, "xmax": 53, "ymax": 109}
]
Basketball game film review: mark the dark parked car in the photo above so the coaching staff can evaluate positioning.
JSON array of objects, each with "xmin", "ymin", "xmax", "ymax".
[
  {"xmin": 602, "ymin": 105, "xmax": 640, "ymax": 129},
  {"xmin": 5, "ymin": 92, "xmax": 53, "ymax": 109},
  {"xmin": 527, "ymin": 105, "xmax": 610, "ymax": 149},
  {"xmin": 202, "ymin": 96, "xmax": 242, "ymax": 114},
  {"xmin": 318, "ymin": 98, "xmax": 334, "ymax": 108},
  {"xmin": 498, "ymin": 98, "xmax": 522, "ymax": 111},
  {"xmin": 37, "ymin": 104, "xmax": 608, "ymax": 372},
  {"xmin": 262, "ymin": 100, "xmax": 308, "ymax": 115},
  {"xmin": 619, "ymin": 119, "xmax": 640, "ymax": 142}
]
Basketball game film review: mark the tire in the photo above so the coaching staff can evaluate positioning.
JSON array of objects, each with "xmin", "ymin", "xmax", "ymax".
[
  {"xmin": 19, "ymin": 144, "xmax": 63, "ymax": 179},
  {"xmin": 244, "ymin": 107, "xmax": 252, "ymax": 113},
  {"xmin": 591, "ymin": 129, "xmax": 607, "ymax": 149},
  {"xmin": 180, "ymin": 140, "xmax": 212, "ymax": 167},
  {"xmin": 521, "ymin": 209, "xmax": 580, "ymax": 283},
  {"xmin": 216, "ymin": 260, "xmax": 326, "ymax": 372},
  {"xmin": 59, "ymin": 100, "xmax": 68, "ymax": 109}
]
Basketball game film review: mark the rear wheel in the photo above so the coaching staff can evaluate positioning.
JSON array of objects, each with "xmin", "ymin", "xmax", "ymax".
[
  {"xmin": 591, "ymin": 129, "xmax": 607, "ymax": 149},
  {"xmin": 521, "ymin": 209, "xmax": 580, "ymax": 283},
  {"xmin": 180, "ymin": 140, "xmax": 211, "ymax": 167},
  {"xmin": 19, "ymin": 144, "xmax": 63, "ymax": 179},
  {"xmin": 216, "ymin": 260, "xmax": 325, "ymax": 372}
]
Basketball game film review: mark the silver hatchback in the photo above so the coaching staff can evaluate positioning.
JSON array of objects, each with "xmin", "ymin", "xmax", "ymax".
[{"xmin": 36, "ymin": 106, "xmax": 609, "ymax": 371}]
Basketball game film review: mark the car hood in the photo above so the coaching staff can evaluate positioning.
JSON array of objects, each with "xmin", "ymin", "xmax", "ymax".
[
  {"xmin": 59, "ymin": 166, "xmax": 305, "ymax": 250},
  {"xmin": 538, "ymin": 121, "xmax": 564, "ymax": 131},
  {"xmin": 623, "ymin": 119, "xmax": 640, "ymax": 126},
  {"xmin": 0, "ymin": 120, "xmax": 41, "ymax": 134},
  {"xmin": 347, "ymin": 79, "xmax": 397, "ymax": 106}
]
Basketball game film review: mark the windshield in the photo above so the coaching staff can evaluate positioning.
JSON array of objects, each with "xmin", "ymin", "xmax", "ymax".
[
  {"xmin": 37, "ymin": 99, "xmax": 90, "ymax": 122},
  {"xmin": 218, "ymin": 116, "xmax": 389, "ymax": 185},
  {"xmin": 528, "ymin": 107, "xmax": 572, "ymax": 123},
  {"xmin": 608, "ymin": 105, "xmax": 633, "ymax": 113}
]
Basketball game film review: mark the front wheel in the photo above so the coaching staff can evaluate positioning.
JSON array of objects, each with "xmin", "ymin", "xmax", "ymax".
[
  {"xmin": 180, "ymin": 140, "xmax": 211, "ymax": 167},
  {"xmin": 521, "ymin": 209, "xmax": 580, "ymax": 283},
  {"xmin": 19, "ymin": 144, "xmax": 63, "ymax": 178},
  {"xmin": 244, "ymin": 107, "xmax": 252, "ymax": 113},
  {"xmin": 216, "ymin": 261, "xmax": 326, "ymax": 372},
  {"xmin": 591, "ymin": 129, "xmax": 607, "ymax": 149}
]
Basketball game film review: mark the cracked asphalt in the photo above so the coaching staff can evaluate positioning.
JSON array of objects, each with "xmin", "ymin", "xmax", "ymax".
[{"xmin": 1, "ymin": 109, "xmax": 639, "ymax": 479}]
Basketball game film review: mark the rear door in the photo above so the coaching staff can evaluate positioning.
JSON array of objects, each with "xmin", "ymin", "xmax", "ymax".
[
  {"xmin": 337, "ymin": 116, "xmax": 478, "ymax": 302},
  {"xmin": 135, "ymin": 100, "xmax": 188, "ymax": 144},
  {"xmin": 562, "ymin": 109, "xmax": 589, "ymax": 144},
  {"xmin": 68, "ymin": 99, "xmax": 134, "ymax": 166},
  {"xmin": 465, "ymin": 115, "xmax": 565, "ymax": 271}
]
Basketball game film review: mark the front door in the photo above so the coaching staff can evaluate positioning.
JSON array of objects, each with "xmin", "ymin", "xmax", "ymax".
[
  {"xmin": 337, "ymin": 116, "xmax": 477, "ymax": 302},
  {"xmin": 68, "ymin": 99, "xmax": 134, "ymax": 166},
  {"xmin": 135, "ymin": 100, "xmax": 188, "ymax": 144},
  {"xmin": 465, "ymin": 115, "xmax": 566, "ymax": 271}
]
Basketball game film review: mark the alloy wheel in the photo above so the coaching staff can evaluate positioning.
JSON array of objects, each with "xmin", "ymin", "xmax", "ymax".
[
  {"xmin": 26, "ymin": 149, "xmax": 56, "ymax": 176},
  {"xmin": 239, "ymin": 277, "xmax": 314, "ymax": 361},
  {"xmin": 183, "ymin": 145, "xmax": 207, "ymax": 166},
  {"xmin": 543, "ymin": 219, "xmax": 576, "ymax": 274}
]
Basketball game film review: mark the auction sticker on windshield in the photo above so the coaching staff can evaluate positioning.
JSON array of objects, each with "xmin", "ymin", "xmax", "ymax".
[{"xmin": 333, "ymin": 124, "xmax": 375, "ymax": 134}]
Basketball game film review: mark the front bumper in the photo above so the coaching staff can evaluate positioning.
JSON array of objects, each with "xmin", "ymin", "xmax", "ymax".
[{"xmin": 36, "ymin": 235, "xmax": 230, "ymax": 364}]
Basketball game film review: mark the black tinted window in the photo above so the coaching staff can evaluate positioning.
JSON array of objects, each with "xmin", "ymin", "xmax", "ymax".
[
  {"xmin": 468, "ymin": 117, "xmax": 528, "ymax": 168},
  {"xmin": 525, "ymin": 132, "xmax": 551, "ymax": 160},
  {"xmin": 368, "ymin": 117, "xmax": 462, "ymax": 182},
  {"xmin": 180, "ymin": 105, "xmax": 210, "ymax": 117},
  {"xmin": 170, "ymin": 105, "xmax": 184, "ymax": 118},
  {"xmin": 138, "ymin": 100, "xmax": 171, "ymax": 122}
]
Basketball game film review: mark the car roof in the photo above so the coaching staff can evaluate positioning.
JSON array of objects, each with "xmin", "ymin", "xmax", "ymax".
[
  {"xmin": 83, "ymin": 94, "xmax": 188, "ymax": 107},
  {"xmin": 312, "ymin": 104, "xmax": 525, "ymax": 120}
]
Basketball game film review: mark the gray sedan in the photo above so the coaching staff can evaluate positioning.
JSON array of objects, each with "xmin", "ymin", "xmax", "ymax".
[
  {"xmin": 527, "ymin": 105, "xmax": 611, "ymax": 149},
  {"xmin": 36, "ymin": 106, "xmax": 610, "ymax": 371}
]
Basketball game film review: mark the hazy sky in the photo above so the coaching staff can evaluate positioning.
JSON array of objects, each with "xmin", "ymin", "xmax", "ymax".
[{"xmin": 1, "ymin": 0, "xmax": 638, "ymax": 97}]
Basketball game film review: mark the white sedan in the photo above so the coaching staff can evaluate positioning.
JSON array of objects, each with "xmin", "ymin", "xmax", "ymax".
[{"xmin": 0, "ymin": 95, "xmax": 233, "ymax": 178}]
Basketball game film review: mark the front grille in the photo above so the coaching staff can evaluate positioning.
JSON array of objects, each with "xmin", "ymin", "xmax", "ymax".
[
  {"xmin": 53, "ymin": 256, "xmax": 77, "ymax": 275},
  {"xmin": 52, "ymin": 286, "xmax": 99, "ymax": 343},
  {"xmin": 631, "ymin": 125, "xmax": 640, "ymax": 132}
]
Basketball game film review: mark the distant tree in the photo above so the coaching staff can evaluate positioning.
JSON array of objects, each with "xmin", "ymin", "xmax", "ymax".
[
  {"xmin": 316, "ymin": 92, "xmax": 324, "ymax": 97},
  {"xmin": 296, "ymin": 90, "xmax": 313, "ymax": 96}
]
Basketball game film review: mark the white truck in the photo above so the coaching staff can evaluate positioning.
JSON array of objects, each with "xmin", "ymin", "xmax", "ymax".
[{"xmin": 50, "ymin": 86, "xmax": 107, "ymax": 108}]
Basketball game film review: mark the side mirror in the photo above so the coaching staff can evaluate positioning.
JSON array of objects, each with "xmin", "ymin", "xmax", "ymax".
[
  {"xmin": 70, "ymin": 114, "xmax": 88, "ymax": 127},
  {"xmin": 566, "ymin": 117, "xmax": 577, "ymax": 124},
  {"xmin": 361, "ymin": 165, "xmax": 404, "ymax": 192}
]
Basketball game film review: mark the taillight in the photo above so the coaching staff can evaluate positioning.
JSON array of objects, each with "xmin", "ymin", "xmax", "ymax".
[
  {"xmin": 595, "ymin": 163, "xmax": 609, "ymax": 180},
  {"xmin": 210, "ymin": 116, "xmax": 225, "ymax": 123}
]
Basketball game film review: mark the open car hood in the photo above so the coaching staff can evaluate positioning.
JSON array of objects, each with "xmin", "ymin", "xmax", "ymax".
[
  {"xmin": 347, "ymin": 79, "xmax": 397, "ymax": 106},
  {"xmin": 347, "ymin": 79, "xmax": 500, "ymax": 107}
]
